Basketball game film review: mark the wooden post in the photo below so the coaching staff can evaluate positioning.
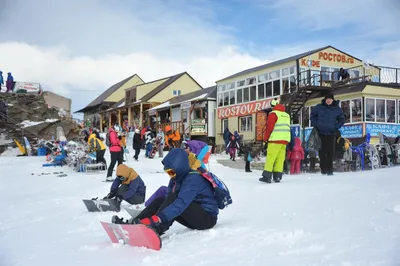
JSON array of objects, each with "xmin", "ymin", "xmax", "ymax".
[
  {"xmin": 128, "ymin": 107, "xmax": 132, "ymax": 129},
  {"xmin": 99, "ymin": 113, "xmax": 103, "ymax": 132},
  {"xmin": 139, "ymin": 103, "xmax": 143, "ymax": 128},
  {"xmin": 108, "ymin": 112, "xmax": 112, "ymax": 129}
]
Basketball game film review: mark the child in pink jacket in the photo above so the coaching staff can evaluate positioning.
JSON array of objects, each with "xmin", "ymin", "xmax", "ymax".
[{"xmin": 288, "ymin": 137, "xmax": 304, "ymax": 175}]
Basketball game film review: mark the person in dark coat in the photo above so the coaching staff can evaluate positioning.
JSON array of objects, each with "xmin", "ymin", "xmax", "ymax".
[
  {"xmin": 310, "ymin": 92, "xmax": 345, "ymax": 175},
  {"xmin": 338, "ymin": 68, "xmax": 350, "ymax": 81},
  {"xmin": 111, "ymin": 148, "xmax": 219, "ymax": 236},
  {"xmin": 223, "ymin": 127, "xmax": 232, "ymax": 154},
  {"xmin": 103, "ymin": 164, "xmax": 146, "ymax": 205},
  {"xmin": 132, "ymin": 128, "xmax": 142, "ymax": 161},
  {"xmin": 6, "ymin": 72, "xmax": 14, "ymax": 92}
]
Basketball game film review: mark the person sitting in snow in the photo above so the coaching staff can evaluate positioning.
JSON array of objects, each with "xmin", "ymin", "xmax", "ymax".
[
  {"xmin": 103, "ymin": 164, "xmax": 146, "ymax": 205},
  {"xmin": 111, "ymin": 148, "xmax": 219, "ymax": 236}
]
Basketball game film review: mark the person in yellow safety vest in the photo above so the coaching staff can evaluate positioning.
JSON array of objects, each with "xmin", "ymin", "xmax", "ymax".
[
  {"xmin": 88, "ymin": 133, "xmax": 107, "ymax": 167},
  {"xmin": 260, "ymin": 99, "xmax": 291, "ymax": 183}
]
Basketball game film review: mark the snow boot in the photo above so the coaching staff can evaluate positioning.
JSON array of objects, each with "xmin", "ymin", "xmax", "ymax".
[
  {"xmin": 326, "ymin": 171, "xmax": 334, "ymax": 176},
  {"xmin": 273, "ymin": 172, "xmax": 283, "ymax": 183},
  {"xmin": 259, "ymin": 171, "xmax": 272, "ymax": 183}
]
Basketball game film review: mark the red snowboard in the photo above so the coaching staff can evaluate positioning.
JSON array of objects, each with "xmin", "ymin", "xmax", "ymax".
[{"xmin": 100, "ymin": 221, "xmax": 162, "ymax": 250}]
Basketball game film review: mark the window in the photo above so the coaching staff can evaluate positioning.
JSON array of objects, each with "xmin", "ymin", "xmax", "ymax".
[
  {"xmin": 282, "ymin": 77, "xmax": 290, "ymax": 94},
  {"xmin": 229, "ymin": 91, "xmax": 235, "ymax": 105},
  {"xmin": 237, "ymin": 80, "xmax": 245, "ymax": 87},
  {"xmin": 269, "ymin": 70, "xmax": 280, "ymax": 79},
  {"xmin": 194, "ymin": 108, "xmax": 205, "ymax": 119},
  {"xmin": 173, "ymin": 90, "xmax": 181, "ymax": 96},
  {"xmin": 282, "ymin": 68, "xmax": 289, "ymax": 76},
  {"xmin": 321, "ymin": 66, "xmax": 330, "ymax": 81},
  {"xmin": 221, "ymin": 119, "xmax": 228, "ymax": 133},
  {"xmin": 302, "ymin": 106, "xmax": 310, "ymax": 127},
  {"xmin": 226, "ymin": 82, "xmax": 235, "ymax": 90},
  {"xmin": 386, "ymin": 100, "xmax": 396, "ymax": 123},
  {"xmin": 250, "ymin": 86, "xmax": 257, "ymax": 101},
  {"xmin": 365, "ymin": 98, "xmax": 375, "ymax": 122},
  {"xmin": 258, "ymin": 74, "xmax": 268, "ymax": 82},
  {"xmin": 240, "ymin": 116, "xmax": 252, "ymax": 132},
  {"xmin": 217, "ymin": 93, "xmax": 223, "ymax": 107},
  {"xmin": 223, "ymin": 92, "xmax": 229, "ymax": 106},
  {"xmin": 243, "ymin": 87, "xmax": 249, "ymax": 102},
  {"xmin": 289, "ymin": 66, "xmax": 296, "ymax": 75},
  {"xmin": 340, "ymin": 100, "xmax": 351, "ymax": 123},
  {"xmin": 351, "ymin": 99, "xmax": 362, "ymax": 122},
  {"xmin": 237, "ymin": 89, "xmax": 243, "ymax": 104},
  {"xmin": 218, "ymin": 85, "xmax": 225, "ymax": 92},
  {"xmin": 273, "ymin": 80, "xmax": 280, "ymax": 96},
  {"xmin": 266, "ymin": 82, "xmax": 273, "ymax": 98},
  {"xmin": 376, "ymin": 99, "xmax": 385, "ymax": 122},
  {"xmin": 258, "ymin": 84, "xmax": 265, "ymax": 99},
  {"xmin": 246, "ymin": 77, "xmax": 256, "ymax": 85},
  {"xmin": 182, "ymin": 110, "xmax": 188, "ymax": 123}
]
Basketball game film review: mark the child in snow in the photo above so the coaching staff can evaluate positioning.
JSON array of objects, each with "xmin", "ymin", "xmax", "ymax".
[
  {"xmin": 132, "ymin": 129, "xmax": 142, "ymax": 161},
  {"xmin": 144, "ymin": 127, "xmax": 155, "ymax": 158},
  {"xmin": 103, "ymin": 164, "xmax": 146, "ymax": 205},
  {"xmin": 226, "ymin": 135, "xmax": 240, "ymax": 161},
  {"xmin": 183, "ymin": 139, "xmax": 210, "ymax": 170},
  {"xmin": 287, "ymin": 137, "xmax": 304, "ymax": 175},
  {"xmin": 111, "ymin": 149, "xmax": 219, "ymax": 236}
]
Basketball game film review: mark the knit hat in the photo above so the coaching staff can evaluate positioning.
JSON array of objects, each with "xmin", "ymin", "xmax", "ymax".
[{"xmin": 325, "ymin": 92, "xmax": 334, "ymax": 100}]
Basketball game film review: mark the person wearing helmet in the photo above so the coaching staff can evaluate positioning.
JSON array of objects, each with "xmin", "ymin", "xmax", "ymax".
[
  {"xmin": 132, "ymin": 128, "xmax": 142, "ymax": 161},
  {"xmin": 164, "ymin": 125, "xmax": 181, "ymax": 149},
  {"xmin": 106, "ymin": 125, "xmax": 122, "ymax": 181}
]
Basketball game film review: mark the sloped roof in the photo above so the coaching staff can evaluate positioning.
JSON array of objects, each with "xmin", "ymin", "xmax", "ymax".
[
  {"xmin": 76, "ymin": 74, "xmax": 142, "ymax": 113},
  {"xmin": 217, "ymin": 46, "xmax": 335, "ymax": 83},
  {"xmin": 139, "ymin": 72, "xmax": 203, "ymax": 102}
]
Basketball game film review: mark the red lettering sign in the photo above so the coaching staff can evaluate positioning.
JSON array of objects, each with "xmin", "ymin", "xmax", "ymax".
[
  {"xmin": 318, "ymin": 52, "xmax": 354, "ymax": 64},
  {"xmin": 300, "ymin": 59, "xmax": 320, "ymax": 67},
  {"xmin": 217, "ymin": 98, "xmax": 275, "ymax": 119}
]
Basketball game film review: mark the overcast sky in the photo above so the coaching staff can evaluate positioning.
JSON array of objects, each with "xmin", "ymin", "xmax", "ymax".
[{"xmin": 0, "ymin": 0, "xmax": 399, "ymax": 117}]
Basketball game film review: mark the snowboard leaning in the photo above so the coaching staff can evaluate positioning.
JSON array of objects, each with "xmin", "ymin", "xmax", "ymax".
[
  {"xmin": 100, "ymin": 221, "xmax": 162, "ymax": 250},
  {"xmin": 82, "ymin": 199, "xmax": 120, "ymax": 212}
]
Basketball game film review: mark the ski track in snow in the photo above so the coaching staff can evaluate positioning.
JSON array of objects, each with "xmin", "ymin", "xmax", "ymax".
[{"xmin": 1, "ymin": 146, "xmax": 400, "ymax": 266}]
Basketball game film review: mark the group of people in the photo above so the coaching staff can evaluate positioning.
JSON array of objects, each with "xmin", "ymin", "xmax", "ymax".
[
  {"xmin": 0, "ymin": 71, "xmax": 14, "ymax": 92},
  {"xmin": 101, "ymin": 138, "xmax": 218, "ymax": 236},
  {"xmin": 259, "ymin": 93, "xmax": 345, "ymax": 183}
]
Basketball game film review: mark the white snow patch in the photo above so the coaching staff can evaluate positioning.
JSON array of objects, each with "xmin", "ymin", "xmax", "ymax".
[
  {"xmin": 0, "ymin": 153, "xmax": 400, "ymax": 266},
  {"xmin": 19, "ymin": 119, "xmax": 60, "ymax": 128},
  {"xmin": 0, "ymin": 147, "xmax": 22, "ymax": 156}
]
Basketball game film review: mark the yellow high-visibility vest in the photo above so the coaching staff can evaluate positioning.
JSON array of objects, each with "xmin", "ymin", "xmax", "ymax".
[{"xmin": 269, "ymin": 110, "xmax": 291, "ymax": 142}]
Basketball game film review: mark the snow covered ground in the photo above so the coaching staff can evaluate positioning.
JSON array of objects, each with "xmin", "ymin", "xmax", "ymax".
[{"xmin": 1, "ymin": 148, "xmax": 400, "ymax": 266}]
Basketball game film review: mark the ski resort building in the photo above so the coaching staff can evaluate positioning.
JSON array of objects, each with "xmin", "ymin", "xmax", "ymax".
[
  {"xmin": 215, "ymin": 45, "xmax": 400, "ymax": 147},
  {"xmin": 99, "ymin": 72, "xmax": 203, "ymax": 131}
]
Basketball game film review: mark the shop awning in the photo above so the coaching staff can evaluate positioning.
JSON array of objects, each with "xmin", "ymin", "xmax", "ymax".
[{"xmin": 148, "ymin": 101, "xmax": 170, "ymax": 111}]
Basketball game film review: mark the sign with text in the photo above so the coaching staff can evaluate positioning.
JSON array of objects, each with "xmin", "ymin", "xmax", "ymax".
[
  {"xmin": 365, "ymin": 123, "xmax": 400, "ymax": 138},
  {"xmin": 339, "ymin": 124, "xmax": 363, "ymax": 138},
  {"xmin": 217, "ymin": 98, "xmax": 275, "ymax": 119},
  {"xmin": 14, "ymin": 82, "xmax": 42, "ymax": 93},
  {"xmin": 180, "ymin": 102, "xmax": 191, "ymax": 109},
  {"xmin": 300, "ymin": 52, "xmax": 355, "ymax": 67},
  {"xmin": 255, "ymin": 111, "xmax": 267, "ymax": 141}
]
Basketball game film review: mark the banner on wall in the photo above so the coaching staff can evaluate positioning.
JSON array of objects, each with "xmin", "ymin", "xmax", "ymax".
[
  {"xmin": 303, "ymin": 124, "xmax": 363, "ymax": 142},
  {"xmin": 255, "ymin": 111, "xmax": 267, "ymax": 141},
  {"xmin": 217, "ymin": 98, "xmax": 275, "ymax": 119},
  {"xmin": 365, "ymin": 123, "xmax": 400, "ymax": 138}
]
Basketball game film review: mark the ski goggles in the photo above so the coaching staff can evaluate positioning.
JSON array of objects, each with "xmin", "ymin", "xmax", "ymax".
[
  {"xmin": 164, "ymin": 168, "xmax": 176, "ymax": 178},
  {"xmin": 118, "ymin": 176, "xmax": 127, "ymax": 182}
]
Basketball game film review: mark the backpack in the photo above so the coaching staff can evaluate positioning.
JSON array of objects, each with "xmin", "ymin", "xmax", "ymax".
[
  {"xmin": 200, "ymin": 171, "xmax": 232, "ymax": 210},
  {"xmin": 105, "ymin": 132, "xmax": 111, "ymax": 147},
  {"xmin": 338, "ymin": 137, "xmax": 350, "ymax": 151}
]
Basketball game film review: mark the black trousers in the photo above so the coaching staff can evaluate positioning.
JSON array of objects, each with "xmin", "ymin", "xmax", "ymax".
[
  {"xmin": 107, "ymin": 151, "xmax": 123, "ymax": 177},
  {"xmin": 136, "ymin": 192, "xmax": 217, "ymax": 234},
  {"xmin": 120, "ymin": 147, "xmax": 125, "ymax": 162},
  {"xmin": 96, "ymin": 149, "xmax": 107, "ymax": 166},
  {"xmin": 319, "ymin": 134, "xmax": 335, "ymax": 173},
  {"xmin": 115, "ymin": 184, "xmax": 146, "ymax": 205},
  {"xmin": 133, "ymin": 147, "xmax": 140, "ymax": 160}
]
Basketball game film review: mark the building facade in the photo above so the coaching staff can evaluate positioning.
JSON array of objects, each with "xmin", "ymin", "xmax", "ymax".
[
  {"xmin": 42, "ymin": 91, "xmax": 72, "ymax": 117},
  {"xmin": 215, "ymin": 45, "xmax": 399, "ymax": 145}
]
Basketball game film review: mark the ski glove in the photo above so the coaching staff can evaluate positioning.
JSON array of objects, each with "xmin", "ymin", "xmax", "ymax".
[
  {"xmin": 140, "ymin": 215, "xmax": 161, "ymax": 227},
  {"xmin": 103, "ymin": 192, "xmax": 115, "ymax": 199}
]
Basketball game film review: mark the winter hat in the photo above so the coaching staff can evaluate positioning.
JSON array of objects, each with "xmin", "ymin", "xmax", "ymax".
[
  {"xmin": 135, "ymin": 129, "xmax": 140, "ymax": 134},
  {"xmin": 324, "ymin": 92, "xmax": 334, "ymax": 100}
]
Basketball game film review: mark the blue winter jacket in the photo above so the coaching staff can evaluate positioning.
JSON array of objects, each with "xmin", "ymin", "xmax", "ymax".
[
  {"xmin": 0, "ymin": 71, "xmax": 3, "ymax": 84},
  {"xmin": 310, "ymin": 99, "xmax": 345, "ymax": 136},
  {"xmin": 157, "ymin": 148, "xmax": 219, "ymax": 223},
  {"xmin": 110, "ymin": 176, "xmax": 146, "ymax": 201}
]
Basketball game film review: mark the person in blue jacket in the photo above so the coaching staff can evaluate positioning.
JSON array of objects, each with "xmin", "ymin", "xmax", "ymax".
[
  {"xmin": 111, "ymin": 148, "xmax": 219, "ymax": 235},
  {"xmin": 310, "ymin": 92, "xmax": 345, "ymax": 175},
  {"xmin": 103, "ymin": 164, "xmax": 146, "ymax": 205}
]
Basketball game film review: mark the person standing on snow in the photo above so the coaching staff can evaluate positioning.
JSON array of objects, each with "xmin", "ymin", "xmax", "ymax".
[
  {"xmin": 310, "ymin": 92, "xmax": 345, "ymax": 175},
  {"xmin": 88, "ymin": 131, "xmax": 107, "ymax": 167},
  {"xmin": 260, "ymin": 100, "xmax": 291, "ymax": 183},
  {"xmin": 111, "ymin": 148, "xmax": 219, "ymax": 236},
  {"xmin": 226, "ymin": 135, "xmax": 240, "ymax": 161},
  {"xmin": 157, "ymin": 127, "xmax": 165, "ymax": 158},
  {"xmin": 144, "ymin": 127, "xmax": 155, "ymax": 158},
  {"xmin": 6, "ymin": 72, "xmax": 14, "ymax": 92},
  {"xmin": 106, "ymin": 125, "xmax": 122, "ymax": 181},
  {"xmin": 132, "ymin": 129, "xmax": 142, "ymax": 161},
  {"xmin": 223, "ymin": 127, "xmax": 232, "ymax": 154},
  {"xmin": 0, "ymin": 71, "xmax": 4, "ymax": 91}
]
